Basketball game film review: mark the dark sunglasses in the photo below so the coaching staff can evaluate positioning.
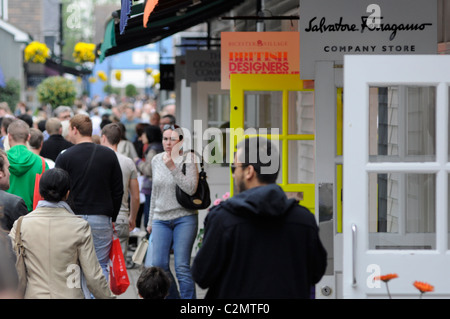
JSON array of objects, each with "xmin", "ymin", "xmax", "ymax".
[
  {"xmin": 163, "ymin": 124, "xmax": 176, "ymax": 131},
  {"xmin": 230, "ymin": 163, "xmax": 249, "ymax": 174}
]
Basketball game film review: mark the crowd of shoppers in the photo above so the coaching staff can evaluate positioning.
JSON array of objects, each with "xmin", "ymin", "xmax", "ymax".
[{"xmin": 0, "ymin": 96, "xmax": 327, "ymax": 300}]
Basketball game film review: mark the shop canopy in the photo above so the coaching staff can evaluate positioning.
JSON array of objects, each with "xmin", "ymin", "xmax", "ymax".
[
  {"xmin": 98, "ymin": 0, "xmax": 245, "ymax": 62},
  {"xmin": 45, "ymin": 58, "xmax": 92, "ymax": 77}
]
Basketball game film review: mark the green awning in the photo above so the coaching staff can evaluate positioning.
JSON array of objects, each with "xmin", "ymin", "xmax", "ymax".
[
  {"xmin": 98, "ymin": 0, "xmax": 244, "ymax": 59},
  {"xmin": 99, "ymin": 18, "xmax": 117, "ymax": 63}
]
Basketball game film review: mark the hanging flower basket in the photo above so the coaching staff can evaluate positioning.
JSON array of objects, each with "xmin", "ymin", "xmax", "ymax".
[
  {"xmin": 24, "ymin": 41, "xmax": 51, "ymax": 64},
  {"xmin": 73, "ymin": 42, "xmax": 96, "ymax": 63}
]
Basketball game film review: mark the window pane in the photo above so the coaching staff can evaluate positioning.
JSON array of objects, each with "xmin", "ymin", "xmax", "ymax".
[
  {"xmin": 288, "ymin": 91, "xmax": 315, "ymax": 135},
  {"xmin": 208, "ymin": 94, "xmax": 230, "ymax": 128},
  {"xmin": 244, "ymin": 91, "xmax": 282, "ymax": 134},
  {"xmin": 207, "ymin": 94, "xmax": 230, "ymax": 165},
  {"xmin": 368, "ymin": 172, "xmax": 435, "ymax": 250},
  {"xmin": 369, "ymin": 86, "xmax": 436, "ymax": 162},
  {"xmin": 288, "ymin": 140, "xmax": 314, "ymax": 184}
]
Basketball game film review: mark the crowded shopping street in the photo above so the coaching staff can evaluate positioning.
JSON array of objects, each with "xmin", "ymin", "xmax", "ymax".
[{"xmin": 1, "ymin": 0, "xmax": 449, "ymax": 310}]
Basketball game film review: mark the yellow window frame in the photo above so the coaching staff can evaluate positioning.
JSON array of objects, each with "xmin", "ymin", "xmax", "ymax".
[{"xmin": 229, "ymin": 74, "xmax": 315, "ymax": 214}]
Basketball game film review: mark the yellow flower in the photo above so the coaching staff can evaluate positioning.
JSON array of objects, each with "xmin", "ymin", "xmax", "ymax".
[
  {"xmin": 73, "ymin": 42, "xmax": 96, "ymax": 63},
  {"xmin": 145, "ymin": 67, "xmax": 153, "ymax": 75},
  {"xmin": 24, "ymin": 41, "xmax": 51, "ymax": 64},
  {"xmin": 88, "ymin": 77, "xmax": 97, "ymax": 83},
  {"xmin": 97, "ymin": 71, "xmax": 107, "ymax": 82},
  {"xmin": 152, "ymin": 71, "xmax": 160, "ymax": 84},
  {"xmin": 115, "ymin": 71, "xmax": 121, "ymax": 81}
]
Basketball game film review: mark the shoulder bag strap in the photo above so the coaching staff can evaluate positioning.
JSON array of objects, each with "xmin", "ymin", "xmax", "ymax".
[
  {"xmin": 181, "ymin": 150, "xmax": 204, "ymax": 175},
  {"xmin": 79, "ymin": 144, "xmax": 98, "ymax": 180},
  {"xmin": 15, "ymin": 216, "xmax": 24, "ymax": 249}
]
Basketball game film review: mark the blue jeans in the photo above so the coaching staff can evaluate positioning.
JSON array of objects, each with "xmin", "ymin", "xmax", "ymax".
[
  {"xmin": 151, "ymin": 214, "xmax": 198, "ymax": 299},
  {"xmin": 81, "ymin": 215, "xmax": 113, "ymax": 280},
  {"xmin": 79, "ymin": 215, "xmax": 113, "ymax": 298}
]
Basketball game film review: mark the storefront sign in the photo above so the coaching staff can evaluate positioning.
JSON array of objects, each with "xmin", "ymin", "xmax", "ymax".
[
  {"xmin": 159, "ymin": 64, "xmax": 175, "ymax": 91},
  {"xmin": 221, "ymin": 32, "xmax": 300, "ymax": 89},
  {"xmin": 186, "ymin": 50, "xmax": 221, "ymax": 86},
  {"xmin": 299, "ymin": 0, "xmax": 437, "ymax": 79}
]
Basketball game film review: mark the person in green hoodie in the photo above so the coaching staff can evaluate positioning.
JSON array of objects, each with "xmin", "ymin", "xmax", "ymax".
[{"xmin": 6, "ymin": 119, "xmax": 48, "ymax": 211}]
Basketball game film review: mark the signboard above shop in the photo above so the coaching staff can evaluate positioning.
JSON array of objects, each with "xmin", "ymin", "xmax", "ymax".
[
  {"xmin": 221, "ymin": 32, "xmax": 300, "ymax": 90},
  {"xmin": 186, "ymin": 50, "xmax": 221, "ymax": 86},
  {"xmin": 299, "ymin": 0, "xmax": 437, "ymax": 79}
]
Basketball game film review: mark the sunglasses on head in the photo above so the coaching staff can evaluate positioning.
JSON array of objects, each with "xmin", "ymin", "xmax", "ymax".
[{"xmin": 163, "ymin": 124, "xmax": 176, "ymax": 131}]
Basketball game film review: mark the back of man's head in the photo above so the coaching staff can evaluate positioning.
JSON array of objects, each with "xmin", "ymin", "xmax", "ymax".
[
  {"xmin": 45, "ymin": 117, "xmax": 62, "ymax": 135},
  {"xmin": 1, "ymin": 117, "xmax": 14, "ymax": 135},
  {"xmin": 161, "ymin": 114, "xmax": 176, "ymax": 125},
  {"xmin": 101, "ymin": 123, "xmax": 122, "ymax": 146},
  {"xmin": 7, "ymin": 119, "xmax": 30, "ymax": 144},
  {"xmin": 29, "ymin": 128, "xmax": 44, "ymax": 150},
  {"xmin": 70, "ymin": 114, "xmax": 92, "ymax": 137},
  {"xmin": 236, "ymin": 136, "xmax": 280, "ymax": 184}
]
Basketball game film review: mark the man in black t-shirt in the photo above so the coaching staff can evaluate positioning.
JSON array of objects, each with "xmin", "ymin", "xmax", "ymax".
[{"xmin": 55, "ymin": 114, "xmax": 123, "ymax": 285}]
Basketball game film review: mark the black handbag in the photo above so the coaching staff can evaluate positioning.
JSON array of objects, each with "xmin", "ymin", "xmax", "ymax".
[{"xmin": 175, "ymin": 150, "xmax": 211, "ymax": 210}]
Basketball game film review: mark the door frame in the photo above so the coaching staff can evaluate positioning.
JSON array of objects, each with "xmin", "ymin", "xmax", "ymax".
[
  {"xmin": 229, "ymin": 73, "xmax": 316, "ymax": 213},
  {"xmin": 343, "ymin": 55, "xmax": 450, "ymax": 298}
]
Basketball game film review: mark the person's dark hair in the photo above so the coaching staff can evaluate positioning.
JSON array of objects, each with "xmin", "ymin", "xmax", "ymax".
[
  {"xmin": 1, "ymin": 117, "xmax": 13, "ymax": 131},
  {"xmin": 37, "ymin": 120, "xmax": 46, "ymax": 132},
  {"xmin": 135, "ymin": 122, "xmax": 150, "ymax": 138},
  {"xmin": 39, "ymin": 168, "xmax": 71, "ymax": 202},
  {"xmin": 161, "ymin": 114, "xmax": 176, "ymax": 125},
  {"xmin": 117, "ymin": 122, "xmax": 127, "ymax": 140},
  {"xmin": 100, "ymin": 118, "xmax": 112, "ymax": 129},
  {"xmin": 136, "ymin": 266, "xmax": 170, "ymax": 299},
  {"xmin": 236, "ymin": 137, "xmax": 279, "ymax": 184},
  {"xmin": 145, "ymin": 125, "xmax": 162, "ymax": 144},
  {"xmin": 17, "ymin": 114, "xmax": 33, "ymax": 127},
  {"xmin": 101, "ymin": 123, "xmax": 122, "ymax": 146}
]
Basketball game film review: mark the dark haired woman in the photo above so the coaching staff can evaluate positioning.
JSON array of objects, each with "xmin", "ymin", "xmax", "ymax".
[
  {"xmin": 135, "ymin": 125, "xmax": 164, "ymax": 231},
  {"xmin": 9, "ymin": 168, "xmax": 115, "ymax": 299}
]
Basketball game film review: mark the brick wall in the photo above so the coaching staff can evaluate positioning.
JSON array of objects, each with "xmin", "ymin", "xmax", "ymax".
[{"xmin": 8, "ymin": 0, "xmax": 43, "ymax": 41}]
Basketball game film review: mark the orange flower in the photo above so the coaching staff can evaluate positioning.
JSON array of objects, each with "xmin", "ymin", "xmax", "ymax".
[
  {"xmin": 413, "ymin": 281, "xmax": 434, "ymax": 293},
  {"xmin": 374, "ymin": 273, "xmax": 398, "ymax": 282}
]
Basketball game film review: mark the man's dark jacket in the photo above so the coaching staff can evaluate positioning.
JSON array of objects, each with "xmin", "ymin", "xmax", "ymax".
[
  {"xmin": 40, "ymin": 134, "xmax": 73, "ymax": 162},
  {"xmin": 0, "ymin": 190, "xmax": 28, "ymax": 231},
  {"xmin": 191, "ymin": 183, "xmax": 327, "ymax": 299}
]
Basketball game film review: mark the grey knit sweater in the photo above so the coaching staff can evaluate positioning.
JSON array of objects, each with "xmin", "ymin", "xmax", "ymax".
[{"xmin": 149, "ymin": 152, "xmax": 199, "ymax": 222}]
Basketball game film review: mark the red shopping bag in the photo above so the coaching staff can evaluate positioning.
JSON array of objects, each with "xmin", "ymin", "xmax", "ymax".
[
  {"xmin": 33, "ymin": 157, "xmax": 46, "ymax": 210},
  {"xmin": 109, "ymin": 235, "xmax": 130, "ymax": 295}
]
